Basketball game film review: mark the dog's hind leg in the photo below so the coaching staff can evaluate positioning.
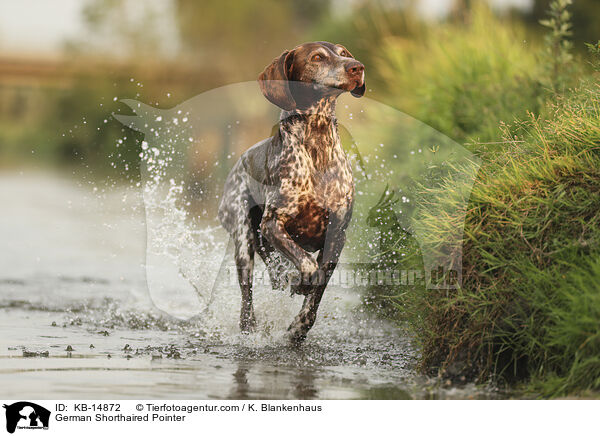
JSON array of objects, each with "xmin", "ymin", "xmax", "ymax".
[
  {"xmin": 218, "ymin": 161, "xmax": 259, "ymax": 333},
  {"xmin": 233, "ymin": 219, "xmax": 257, "ymax": 333}
]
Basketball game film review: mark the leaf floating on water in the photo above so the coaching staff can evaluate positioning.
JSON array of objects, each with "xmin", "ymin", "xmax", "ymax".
[{"xmin": 23, "ymin": 350, "xmax": 49, "ymax": 358}]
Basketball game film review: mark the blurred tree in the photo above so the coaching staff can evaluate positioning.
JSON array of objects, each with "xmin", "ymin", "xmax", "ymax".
[
  {"xmin": 539, "ymin": 0, "xmax": 574, "ymax": 92},
  {"xmin": 527, "ymin": 0, "xmax": 600, "ymax": 48},
  {"xmin": 450, "ymin": 0, "xmax": 473, "ymax": 23},
  {"xmin": 65, "ymin": 0, "xmax": 178, "ymax": 60},
  {"xmin": 174, "ymin": 0, "xmax": 330, "ymax": 80}
]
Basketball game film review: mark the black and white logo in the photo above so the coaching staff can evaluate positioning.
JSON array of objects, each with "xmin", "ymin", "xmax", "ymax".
[{"xmin": 3, "ymin": 402, "xmax": 50, "ymax": 434}]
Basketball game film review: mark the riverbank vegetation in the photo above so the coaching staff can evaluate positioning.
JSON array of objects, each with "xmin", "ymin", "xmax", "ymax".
[{"xmin": 365, "ymin": 1, "xmax": 600, "ymax": 397}]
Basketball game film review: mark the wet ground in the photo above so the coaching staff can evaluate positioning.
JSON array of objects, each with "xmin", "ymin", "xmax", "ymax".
[{"xmin": 0, "ymin": 171, "xmax": 500, "ymax": 399}]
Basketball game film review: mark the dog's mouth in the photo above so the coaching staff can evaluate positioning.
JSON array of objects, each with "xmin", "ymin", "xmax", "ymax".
[
  {"xmin": 305, "ymin": 76, "xmax": 365, "ymax": 98},
  {"xmin": 332, "ymin": 76, "xmax": 364, "ymax": 92},
  {"xmin": 350, "ymin": 78, "xmax": 365, "ymax": 98}
]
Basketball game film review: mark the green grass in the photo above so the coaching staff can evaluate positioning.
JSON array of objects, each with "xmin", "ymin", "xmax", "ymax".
[
  {"xmin": 361, "ymin": 1, "xmax": 600, "ymax": 396},
  {"xmin": 373, "ymin": 4, "xmax": 545, "ymax": 146},
  {"xmin": 368, "ymin": 80, "xmax": 600, "ymax": 396}
]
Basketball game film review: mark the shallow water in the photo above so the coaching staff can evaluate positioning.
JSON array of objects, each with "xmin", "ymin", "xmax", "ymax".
[{"xmin": 0, "ymin": 171, "xmax": 499, "ymax": 399}]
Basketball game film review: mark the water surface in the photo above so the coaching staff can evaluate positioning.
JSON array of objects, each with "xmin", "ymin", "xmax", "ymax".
[{"xmin": 0, "ymin": 171, "xmax": 498, "ymax": 399}]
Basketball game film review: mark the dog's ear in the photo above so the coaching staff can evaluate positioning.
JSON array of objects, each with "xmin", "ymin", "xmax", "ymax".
[
  {"xmin": 351, "ymin": 82, "xmax": 365, "ymax": 98},
  {"xmin": 258, "ymin": 50, "xmax": 296, "ymax": 111}
]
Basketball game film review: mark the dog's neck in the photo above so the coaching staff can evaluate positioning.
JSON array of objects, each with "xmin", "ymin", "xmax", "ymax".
[
  {"xmin": 280, "ymin": 95, "xmax": 337, "ymax": 120},
  {"xmin": 279, "ymin": 96, "xmax": 338, "ymax": 134},
  {"xmin": 279, "ymin": 96, "xmax": 340, "ymax": 171}
]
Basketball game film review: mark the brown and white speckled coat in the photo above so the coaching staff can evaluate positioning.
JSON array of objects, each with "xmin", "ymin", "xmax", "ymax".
[{"xmin": 218, "ymin": 41, "xmax": 365, "ymax": 343}]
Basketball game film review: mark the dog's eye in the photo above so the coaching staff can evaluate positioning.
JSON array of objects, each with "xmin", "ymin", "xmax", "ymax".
[
  {"xmin": 340, "ymin": 50, "xmax": 349, "ymax": 57},
  {"xmin": 311, "ymin": 54, "xmax": 323, "ymax": 62}
]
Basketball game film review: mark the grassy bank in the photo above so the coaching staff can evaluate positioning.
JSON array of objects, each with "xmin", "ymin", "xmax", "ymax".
[
  {"xmin": 365, "ymin": 3, "xmax": 600, "ymax": 396},
  {"xmin": 413, "ymin": 81, "xmax": 600, "ymax": 395}
]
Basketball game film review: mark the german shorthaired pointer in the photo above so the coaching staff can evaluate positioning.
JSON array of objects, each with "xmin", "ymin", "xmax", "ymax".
[{"xmin": 218, "ymin": 41, "xmax": 365, "ymax": 343}]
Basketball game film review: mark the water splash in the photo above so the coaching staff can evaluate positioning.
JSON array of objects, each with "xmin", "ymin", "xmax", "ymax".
[{"xmin": 112, "ymin": 81, "xmax": 481, "ymax": 345}]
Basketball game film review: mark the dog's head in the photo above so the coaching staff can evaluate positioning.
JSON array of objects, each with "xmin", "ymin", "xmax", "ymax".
[{"xmin": 258, "ymin": 41, "xmax": 366, "ymax": 111}]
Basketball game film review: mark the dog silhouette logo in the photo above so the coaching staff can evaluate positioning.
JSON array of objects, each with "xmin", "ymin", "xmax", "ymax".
[{"xmin": 3, "ymin": 402, "xmax": 50, "ymax": 433}]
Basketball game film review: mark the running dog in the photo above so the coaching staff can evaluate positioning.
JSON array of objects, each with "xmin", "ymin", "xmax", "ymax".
[{"xmin": 218, "ymin": 41, "xmax": 365, "ymax": 343}]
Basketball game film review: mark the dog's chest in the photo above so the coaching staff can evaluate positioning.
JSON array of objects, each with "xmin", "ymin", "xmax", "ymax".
[
  {"xmin": 284, "ymin": 138, "xmax": 353, "ymax": 209},
  {"xmin": 280, "ymin": 137, "xmax": 353, "ymax": 249}
]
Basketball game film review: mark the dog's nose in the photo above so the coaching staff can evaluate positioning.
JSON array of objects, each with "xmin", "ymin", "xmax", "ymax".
[{"xmin": 345, "ymin": 61, "xmax": 364, "ymax": 75}]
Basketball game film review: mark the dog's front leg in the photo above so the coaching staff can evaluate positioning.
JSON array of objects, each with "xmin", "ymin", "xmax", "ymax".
[
  {"xmin": 260, "ymin": 210, "xmax": 319, "ymax": 281},
  {"xmin": 287, "ymin": 213, "xmax": 350, "ymax": 343}
]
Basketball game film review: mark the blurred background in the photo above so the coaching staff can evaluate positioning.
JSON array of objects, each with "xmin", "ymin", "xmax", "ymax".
[
  {"xmin": 0, "ymin": 0, "xmax": 598, "ymax": 179},
  {"xmin": 1, "ymin": 0, "xmax": 599, "ymax": 399}
]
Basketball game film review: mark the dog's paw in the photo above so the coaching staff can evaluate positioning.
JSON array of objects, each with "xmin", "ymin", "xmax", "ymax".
[
  {"xmin": 240, "ymin": 324, "xmax": 256, "ymax": 334},
  {"xmin": 289, "ymin": 268, "xmax": 324, "ymax": 295},
  {"xmin": 290, "ymin": 282, "xmax": 313, "ymax": 296},
  {"xmin": 239, "ymin": 313, "xmax": 257, "ymax": 333},
  {"xmin": 287, "ymin": 328, "xmax": 307, "ymax": 345},
  {"xmin": 300, "ymin": 257, "xmax": 319, "ymax": 276}
]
